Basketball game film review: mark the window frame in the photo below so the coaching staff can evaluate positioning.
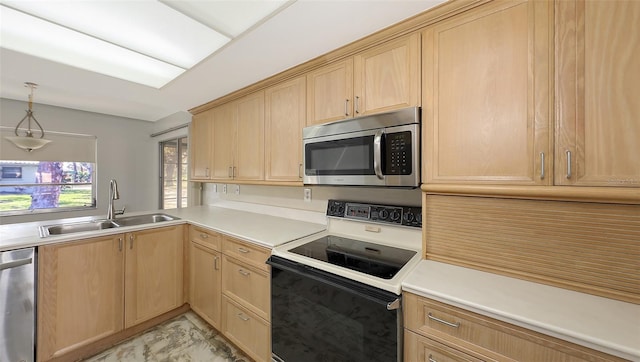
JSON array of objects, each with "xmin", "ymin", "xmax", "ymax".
[{"xmin": 159, "ymin": 136, "xmax": 188, "ymax": 209}]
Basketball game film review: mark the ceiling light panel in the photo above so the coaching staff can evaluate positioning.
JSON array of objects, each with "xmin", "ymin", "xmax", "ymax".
[
  {"xmin": 1, "ymin": 0, "xmax": 230, "ymax": 69},
  {"xmin": 162, "ymin": 0, "xmax": 290, "ymax": 38},
  {"xmin": 0, "ymin": 5, "xmax": 183, "ymax": 88}
]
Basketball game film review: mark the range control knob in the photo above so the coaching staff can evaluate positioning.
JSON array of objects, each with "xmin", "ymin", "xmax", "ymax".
[
  {"xmin": 404, "ymin": 212, "xmax": 415, "ymax": 222},
  {"xmin": 390, "ymin": 210, "xmax": 401, "ymax": 222},
  {"xmin": 379, "ymin": 209, "xmax": 389, "ymax": 219}
]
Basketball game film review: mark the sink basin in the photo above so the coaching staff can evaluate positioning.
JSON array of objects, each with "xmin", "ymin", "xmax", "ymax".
[
  {"xmin": 38, "ymin": 213, "xmax": 180, "ymax": 237},
  {"xmin": 111, "ymin": 213, "xmax": 179, "ymax": 227},
  {"xmin": 40, "ymin": 220, "xmax": 119, "ymax": 237}
]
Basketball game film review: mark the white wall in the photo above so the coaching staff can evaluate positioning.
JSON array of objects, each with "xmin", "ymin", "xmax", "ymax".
[
  {"xmin": 0, "ymin": 98, "xmax": 157, "ymax": 224},
  {"xmin": 203, "ymin": 183, "xmax": 422, "ymax": 213}
]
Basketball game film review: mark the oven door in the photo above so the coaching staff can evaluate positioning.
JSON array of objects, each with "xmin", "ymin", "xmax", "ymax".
[{"xmin": 267, "ymin": 256, "xmax": 402, "ymax": 362}]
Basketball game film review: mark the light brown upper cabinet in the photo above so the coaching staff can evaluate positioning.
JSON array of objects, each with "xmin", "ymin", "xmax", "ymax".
[
  {"xmin": 422, "ymin": 0, "xmax": 552, "ymax": 185},
  {"xmin": 555, "ymin": 0, "xmax": 640, "ymax": 187},
  {"xmin": 210, "ymin": 91, "xmax": 265, "ymax": 181},
  {"xmin": 306, "ymin": 33, "xmax": 421, "ymax": 126},
  {"xmin": 190, "ymin": 110, "xmax": 214, "ymax": 180},
  {"xmin": 265, "ymin": 76, "xmax": 306, "ymax": 182}
]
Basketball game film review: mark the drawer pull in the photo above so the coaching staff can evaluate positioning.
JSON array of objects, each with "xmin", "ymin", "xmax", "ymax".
[
  {"xmin": 237, "ymin": 247, "xmax": 250, "ymax": 254},
  {"xmin": 428, "ymin": 355, "xmax": 437, "ymax": 362},
  {"xmin": 237, "ymin": 313, "xmax": 249, "ymax": 321},
  {"xmin": 213, "ymin": 256, "xmax": 219, "ymax": 270},
  {"xmin": 428, "ymin": 312, "xmax": 460, "ymax": 328},
  {"xmin": 238, "ymin": 269, "xmax": 250, "ymax": 276},
  {"xmin": 200, "ymin": 233, "xmax": 209, "ymax": 239}
]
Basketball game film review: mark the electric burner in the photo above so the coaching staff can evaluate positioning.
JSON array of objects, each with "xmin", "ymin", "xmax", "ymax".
[{"xmin": 289, "ymin": 235, "xmax": 416, "ymax": 279}]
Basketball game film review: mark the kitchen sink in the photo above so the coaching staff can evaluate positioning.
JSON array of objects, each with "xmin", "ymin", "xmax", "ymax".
[
  {"xmin": 40, "ymin": 220, "xmax": 119, "ymax": 237},
  {"xmin": 39, "ymin": 213, "xmax": 180, "ymax": 237},
  {"xmin": 109, "ymin": 213, "xmax": 179, "ymax": 227}
]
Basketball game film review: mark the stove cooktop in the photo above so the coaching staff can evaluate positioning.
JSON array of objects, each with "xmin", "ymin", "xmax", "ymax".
[{"xmin": 289, "ymin": 235, "xmax": 417, "ymax": 279}]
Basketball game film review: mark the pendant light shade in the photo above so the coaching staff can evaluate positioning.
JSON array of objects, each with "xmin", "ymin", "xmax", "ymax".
[{"xmin": 5, "ymin": 82, "xmax": 52, "ymax": 152}]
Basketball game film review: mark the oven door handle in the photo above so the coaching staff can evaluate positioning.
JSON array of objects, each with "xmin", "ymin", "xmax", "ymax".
[
  {"xmin": 373, "ymin": 129, "xmax": 385, "ymax": 180},
  {"xmin": 268, "ymin": 256, "xmax": 400, "ymax": 308}
]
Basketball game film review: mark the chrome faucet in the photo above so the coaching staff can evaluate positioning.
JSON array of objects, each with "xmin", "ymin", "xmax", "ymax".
[{"xmin": 107, "ymin": 179, "xmax": 125, "ymax": 220}]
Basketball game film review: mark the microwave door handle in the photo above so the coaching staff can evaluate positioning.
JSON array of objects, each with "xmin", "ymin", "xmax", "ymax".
[{"xmin": 373, "ymin": 130, "xmax": 384, "ymax": 180}]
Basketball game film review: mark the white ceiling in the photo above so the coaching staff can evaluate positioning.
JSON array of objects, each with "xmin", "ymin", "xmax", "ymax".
[{"xmin": 0, "ymin": 0, "xmax": 445, "ymax": 122}]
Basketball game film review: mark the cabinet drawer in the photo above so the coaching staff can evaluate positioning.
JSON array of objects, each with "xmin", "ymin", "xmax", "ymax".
[
  {"xmin": 405, "ymin": 330, "xmax": 483, "ymax": 362},
  {"xmin": 222, "ymin": 236, "xmax": 270, "ymax": 271},
  {"xmin": 190, "ymin": 225, "xmax": 221, "ymax": 251},
  {"xmin": 404, "ymin": 293, "xmax": 625, "ymax": 362},
  {"xmin": 222, "ymin": 296, "xmax": 270, "ymax": 362},
  {"xmin": 222, "ymin": 255, "xmax": 270, "ymax": 321}
]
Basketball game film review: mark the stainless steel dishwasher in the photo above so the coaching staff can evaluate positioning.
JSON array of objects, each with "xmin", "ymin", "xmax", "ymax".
[{"xmin": 1, "ymin": 247, "xmax": 36, "ymax": 362}]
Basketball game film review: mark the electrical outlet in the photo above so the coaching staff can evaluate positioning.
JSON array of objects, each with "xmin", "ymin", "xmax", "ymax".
[
  {"xmin": 304, "ymin": 188, "xmax": 312, "ymax": 202},
  {"xmin": 234, "ymin": 185, "xmax": 240, "ymax": 195},
  {"xmin": 222, "ymin": 184, "xmax": 227, "ymax": 194}
]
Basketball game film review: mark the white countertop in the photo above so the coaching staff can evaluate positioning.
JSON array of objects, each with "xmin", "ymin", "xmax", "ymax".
[
  {"xmin": 403, "ymin": 260, "xmax": 640, "ymax": 361},
  {"xmin": 0, "ymin": 203, "xmax": 327, "ymax": 252}
]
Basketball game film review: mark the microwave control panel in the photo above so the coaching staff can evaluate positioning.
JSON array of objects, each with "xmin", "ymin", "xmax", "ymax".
[
  {"xmin": 327, "ymin": 200, "xmax": 421, "ymax": 228},
  {"xmin": 384, "ymin": 131, "xmax": 412, "ymax": 175}
]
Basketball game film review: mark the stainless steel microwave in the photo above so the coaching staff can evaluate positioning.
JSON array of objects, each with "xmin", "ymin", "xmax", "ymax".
[{"xmin": 303, "ymin": 107, "xmax": 420, "ymax": 187}]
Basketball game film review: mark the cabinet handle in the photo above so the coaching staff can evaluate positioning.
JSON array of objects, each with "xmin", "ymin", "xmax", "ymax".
[
  {"xmin": 566, "ymin": 150, "xmax": 572, "ymax": 179},
  {"xmin": 213, "ymin": 256, "xmax": 219, "ymax": 270},
  {"xmin": 205, "ymin": 167, "xmax": 210, "ymax": 178},
  {"xmin": 237, "ymin": 313, "xmax": 249, "ymax": 321},
  {"xmin": 228, "ymin": 166, "xmax": 233, "ymax": 178},
  {"xmin": 355, "ymin": 96, "xmax": 360, "ymax": 114},
  {"xmin": 118, "ymin": 237, "xmax": 123, "ymax": 252},
  {"xmin": 233, "ymin": 166, "xmax": 236, "ymax": 178},
  {"xmin": 238, "ymin": 269, "xmax": 250, "ymax": 276},
  {"xmin": 129, "ymin": 234, "xmax": 134, "ymax": 249},
  {"xmin": 428, "ymin": 312, "xmax": 460, "ymax": 328},
  {"xmin": 200, "ymin": 233, "xmax": 209, "ymax": 239},
  {"xmin": 298, "ymin": 163, "xmax": 303, "ymax": 179},
  {"xmin": 540, "ymin": 152, "xmax": 545, "ymax": 180},
  {"xmin": 428, "ymin": 354, "xmax": 437, "ymax": 362},
  {"xmin": 237, "ymin": 247, "xmax": 250, "ymax": 254},
  {"xmin": 344, "ymin": 99, "xmax": 349, "ymax": 116}
]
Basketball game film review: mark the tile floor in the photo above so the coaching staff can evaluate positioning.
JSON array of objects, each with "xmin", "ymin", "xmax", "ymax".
[{"xmin": 83, "ymin": 312, "xmax": 251, "ymax": 362}]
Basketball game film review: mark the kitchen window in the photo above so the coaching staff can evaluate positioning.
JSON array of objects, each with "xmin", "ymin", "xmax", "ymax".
[
  {"xmin": 0, "ymin": 129, "xmax": 97, "ymax": 216},
  {"xmin": 160, "ymin": 137, "xmax": 188, "ymax": 209}
]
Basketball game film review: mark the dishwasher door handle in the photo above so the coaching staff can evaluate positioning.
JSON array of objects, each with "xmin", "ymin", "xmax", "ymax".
[{"xmin": 0, "ymin": 257, "xmax": 33, "ymax": 271}]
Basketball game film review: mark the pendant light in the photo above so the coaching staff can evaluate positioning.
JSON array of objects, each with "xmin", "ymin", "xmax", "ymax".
[{"xmin": 5, "ymin": 82, "xmax": 52, "ymax": 152}]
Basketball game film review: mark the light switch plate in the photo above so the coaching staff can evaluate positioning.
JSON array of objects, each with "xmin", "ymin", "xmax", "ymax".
[
  {"xmin": 304, "ymin": 188, "xmax": 312, "ymax": 202},
  {"xmin": 234, "ymin": 185, "xmax": 240, "ymax": 195}
]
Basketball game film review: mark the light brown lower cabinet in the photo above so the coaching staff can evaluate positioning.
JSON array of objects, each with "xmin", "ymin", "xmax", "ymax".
[
  {"xmin": 37, "ymin": 226, "xmax": 184, "ymax": 362},
  {"xmin": 403, "ymin": 292, "xmax": 627, "ymax": 362},
  {"xmin": 221, "ymin": 295, "xmax": 271, "ymax": 362},
  {"xmin": 189, "ymin": 240, "xmax": 222, "ymax": 329}
]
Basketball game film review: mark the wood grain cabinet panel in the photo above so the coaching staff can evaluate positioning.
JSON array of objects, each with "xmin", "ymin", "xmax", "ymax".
[
  {"xmin": 235, "ymin": 91, "xmax": 265, "ymax": 180},
  {"xmin": 306, "ymin": 59, "xmax": 354, "ymax": 126},
  {"xmin": 190, "ymin": 110, "xmax": 214, "ymax": 180},
  {"xmin": 265, "ymin": 76, "xmax": 306, "ymax": 182},
  {"xmin": 221, "ymin": 296, "xmax": 270, "ymax": 362},
  {"xmin": 404, "ymin": 330, "xmax": 483, "ymax": 362},
  {"xmin": 124, "ymin": 226, "xmax": 184, "ymax": 328},
  {"xmin": 189, "ymin": 241, "xmax": 222, "ymax": 329},
  {"xmin": 555, "ymin": 0, "xmax": 640, "ymax": 187},
  {"xmin": 211, "ymin": 102, "xmax": 236, "ymax": 180},
  {"xmin": 222, "ymin": 255, "xmax": 270, "ymax": 321},
  {"xmin": 37, "ymin": 235, "xmax": 124, "ymax": 361},
  {"xmin": 404, "ymin": 293, "xmax": 627, "ymax": 362},
  {"xmin": 423, "ymin": 0, "xmax": 552, "ymax": 185},
  {"xmin": 353, "ymin": 32, "xmax": 421, "ymax": 117}
]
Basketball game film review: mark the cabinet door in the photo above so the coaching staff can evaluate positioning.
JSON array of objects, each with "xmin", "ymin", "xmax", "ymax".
[
  {"xmin": 235, "ymin": 91, "xmax": 265, "ymax": 180},
  {"xmin": 189, "ymin": 241, "xmax": 221, "ymax": 329},
  {"xmin": 306, "ymin": 59, "xmax": 354, "ymax": 126},
  {"xmin": 190, "ymin": 110, "xmax": 213, "ymax": 180},
  {"xmin": 423, "ymin": 0, "xmax": 551, "ymax": 185},
  {"xmin": 353, "ymin": 33, "xmax": 420, "ymax": 116},
  {"xmin": 211, "ymin": 102, "xmax": 236, "ymax": 180},
  {"xmin": 37, "ymin": 235, "xmax": 124, "ymax": 361},
  {"xmin": 124, "ymin": 226, "xmax": 184, "ymax": 328},
  {"xmin": 555, "ymin": 0, "xmax": 640, "ymax": 187},
  {"xmin": 265, "ymin": 76, "xmax": 306, "ymax": 182}
]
